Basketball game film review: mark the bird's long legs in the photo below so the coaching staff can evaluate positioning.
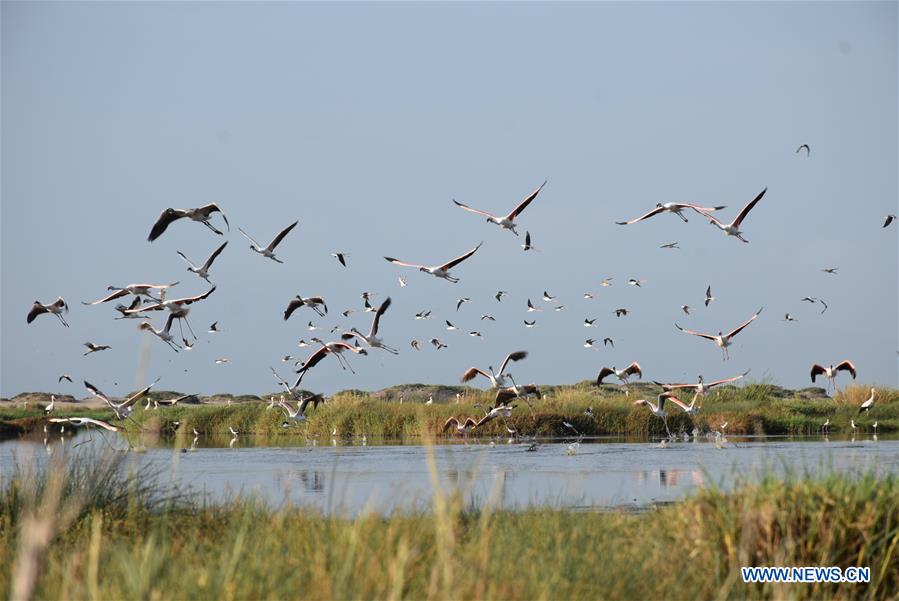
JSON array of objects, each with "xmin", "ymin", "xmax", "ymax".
[{"xmin": 56, "ymin": 313, "xmax": 70, "ymax": 327}]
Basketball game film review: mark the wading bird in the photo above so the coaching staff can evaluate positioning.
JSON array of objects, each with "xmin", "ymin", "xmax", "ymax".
[
  {"xmin": 83, "ymin": 283, "xmax": 179, "ymax": 305},
  {"xmin": 616, "ymin": 202, "xmax": 726, "ymax": 225},
  {"xmin": 810, "ymin": 360, "xmax": 856, "ymax": 390},
  {"xmin": 858, "ymin": 388, "xmax": 876, "ymax": 414},
  {"xmin": 177, "ymin": 241, "xmax": 228, "ymax": 284},
  {"xmin": 239, "ymin": 220, "xmax": 298, "ymax": 263},
  {"xmin": 27, "ymin": 297, "xmax": 70, "ymax": 326},
  {"xmin": 341, "ymin": 297, "xmax": 398, "ymax": 354},
  {"xmin": 83, "ymin": 342, "xmax": 111, "ymax": 356},
  {"xmin": 442, "ymin": 416, "xmax": 479, "ymax": 435},
  {"xmin": 452, "ymin": 180, "xmax": 546, "ymax": 235},
  {"xmin": 460, "ymin": 351, "xmax": 528, "ymax": 388},
  {"xmin": 284, "ymin": 295, "xmax": 328, "ymax": 319},
  {"xmin": 44, "ymin": 396, "xmax": 55, "ymax": 415},
  {"xmin": 795, "ymin": 144, "xmax": 810, "ymax": 156},
  {"xmin": 293, "ymin": 340, "xmax": 367, "ymax": 386},
  {"xmin": 137, "ymin": 314, "xmax": 182, "ymax": 351},
  {"xmin": 674, "ymin": 307, "xmax": 763, "ymax": 360},
  {"xmin": 596, "ymin": 362, "xmax": 643, "ymax": 385},
  {"xmin": 384, "ymin": 242, "xmax": 483, "ymax": 283},
  {"xmin": 695, "ymin": 188, "xmax": 767, "ymax": 243},
  {"xmin": 633, "ymin": 395, "xmax": 672, "ymax": 437},
  {"xmin": 147, "ymin": 203, "xmax": 229, "ymax": 241}
]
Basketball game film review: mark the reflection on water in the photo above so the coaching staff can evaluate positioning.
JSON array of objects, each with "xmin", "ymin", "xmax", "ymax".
[{"xmin": 2, "ymin": 433, "xmax": 897, "ymax": 516}]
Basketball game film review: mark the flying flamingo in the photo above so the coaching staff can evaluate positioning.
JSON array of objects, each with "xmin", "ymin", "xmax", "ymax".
[{"xmin": 674, "ymin": 308, "xmax": 763, "ymax": 360}]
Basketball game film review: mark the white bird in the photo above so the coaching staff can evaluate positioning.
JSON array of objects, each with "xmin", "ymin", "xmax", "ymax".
[
  {"xmin": 872, "ymin": 420, "xmax": 878, "ymax": 433},
  {"xmin": 583, "ymin": 292, "xmax": 594, "ymax": 299},
  {"xmin": 83, "ymin": 282, "xmax": 179, "ymax": 306},
  {"xmin": 675, "ymin": 308, "xmax": 763, "ymax": 360},
  {"xmin": 628, "ymin": 279, "xmax": 645, "ymax": 287},
  {"xmin": 279, "ymin": 394, "xmax": 325, "ymax": 422},
  {"xmin": 600, "ymin": 278, "xmax": 613, "ymax": 287},
  {"xmin": 148, "ymin": 203, "xmax": 229, "ymax": 241},
  {"xmin": 696, "ymin": 188, "xmax": 767, "ymax": 243},
  {"xmin": 126, "ymin": 287, "xmax": 216, "ymax": 341},
  {"xmin": 137, "ymin": 314, "xmax": 182, "ymax": 351},
  {"xmin": 284, "ymin": 295, "xmax": 328, "ymax": 319},
  {"xmin": 341, "ymin": 297, "xmax": 398, "ymax": 354},
  {"xmin": 665, "ymin": 393, "xmax": 700, "ymax": 417},
  {"xmin": 784, "ymin": 313, "xmax": 798, "ymax": 322},
  {"xmin": 656, "ymin": 370, "xmax": 750, "ymax": 398},
  {"xmin": 822, "ymin": 418, "xmax": 830, "ymax": 433},
  {"xmin": 83, "ymin": 342, "xmax": 112, "ymax": 356},
  {"xmin": 176, "ymin": 241, "xmax": 228, "ymax": 284},
  {"xmin": 858, "ymin": 388, "xmax": 876, "ymax": 414},
  {"xmin": 229, "ymin": 426, "xmax": 239, "ymax": 436},
  {"xmin": 523, "ymin": 320, "xmax": 537, "ymax": 328},
  {"xmin": 452, "ymin": 180, "xmax": 546, "ymax": 236},
  {"xmin": 460, "ymin": 351, "xmax": 528, "ymax": 388},
  {"xmin": 617, "ymin": 202, "xmax": 727, "ymax": 225},
  {"xmin": 850, "ymin": 419, "xmax": 857, "ymax": 434},
  {"xmin": 238, "ymin": 220, "xmax": 299, "ymax": 263},
  {"xmin": 596, "ymin": 362, "xmax": 643, "ymax": 385},
  {"xmin": 445, "ymin": 320, "xmax": 458, "ymax": 331},
  {"xmin": 384, "ymin": 243, "xmax": 483, "ymax": 283},
  {"xmin": 583, "ymin": 339, "xmax": 597, "ymax": 350},
  {"xmin": 810, "ymin": 360, "xmax": 856, "ymax": 390},
  {"xmin": 633, "ymin": 395, "xmax": 672, "ymax": 437},
  {"xmin": 584, "ymin": 318, "xmax": 596, "ymax": 327},
  {"xmin": 27, "ymin": 297, "xmax": 70, "ymax": 327},
  {"xmin": 208, "ymin": 321, "xmax": 220, "ymax": 333},
  {"xmin": 49, "ymin": 417, "xmax": 118, "ymax": 432},
  {"xmin": 84, "ymin": 379, "xmax": 159, "ymax": 420},
  {"xmin": 398, "ymin": 276, "xmax": 407, "ymax": 288},
  {"xmin": 44, "ymin": 396, "xmax": 56, "ymax": 415},
  {"xmin": 415, "ymin": 310, "xmax": 432, "ymax": 320},
  {"xmin": 527, "ymin": 299, "xmax": 542, "ymax": 312}
]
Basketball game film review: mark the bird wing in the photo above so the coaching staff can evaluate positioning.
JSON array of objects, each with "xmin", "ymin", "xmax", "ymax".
[
  {"xmin": 682, "ymin": 204, "xmax": 727, "ymax": 213},
  {"xmin": 725, "ymin": 308, "xmax": 763, "ymax": 338},
  {"xmin": 120, "ymin": 378, "xmax": 161, "ymax": 408},
  {"xmin": 175, "ymin": 286, "xmax": 217, "ymax": 305},
  {"xmin": 596, "ymin": 367, "xmax": 615, "ymax": 385},
  {"xmin": 810, "ymin": 364, "xmax": 826, "ymax": 382},
  {"xmin": 884, "ymin": 215, "xmax": 896, "ymax": 228},
  {"xmin": 442, "ymin": 417, "xmax": 460, "ymax": 433},
  {"xmin": 148, "ymin": 208, "xmax": 184, "ymax": 242},
  {"xmin": 267, "ymin": 220, "xmax": 299, "ymax": 251},
  {"xmin": 731, "ymin": 188, "xmax": 767, "ymax": 229},
  {"xmin": 83, "ymin": 380, "xmax": 110, "ymax": 404},
  {"xmin": 82, "ymin": 288, "xmax": 130, "ymax": 305},
  {"xmin": 452, "ymin": 199, "xmax": 497, "ymax": 220},
  {"xmin": 199, "ymin": 203, "xmax": 229, "ymax": 230},
  {"xmin": 524, "ymin": 231, "xmax": 531, "ymax": 247},
  {"xmin": 506, "ymin": 180, "xmax": 546, "ymax": 220},
  {"xmin": 202, "ymin": 241, "xmax": 229, "ymax": 270},
  {"xmin": 624, "ymin": 362, "xmax": 642, "ymax": 379},
  {"xmin": 835, "ymin": 360, "xmax": 857, "ymax": 379},
  {"xmin": 460, "ymin": 367, "xmax": 490, "ymax": 383},
  {"xmin": 674, "ymin": 323, "xmax": 717, "ymax": 341},
  {"xmin": 283, "ymin": 298, "xmax": 304, "ymax": 321},
  {"xmin": 664, "ymin": 395, "xmax": 689, "ymax": 412},
  {"xmin": 384, "ymin": 256, "xmax": 427, "ymax": 269},
  {"xmin": 176, "ymin": 251, "xmax": 199, "ymax": 270},
  {"xmin": 439, "ymin": 242, "xmax": 483, "ymax": 271},
  {"xmin": 615, "ymin": 205, "xmax": 666, "ymax": 225},
  {"xmin": 26, "ymin": 302, "xmax": 47, "ymax": 323},
  {"xmin": 498, "ymin": 350, "xmax": 528, "ymax": 375},
  {"xmin": 494, "ymin": 387, "xmax": 516, "ymax": 407},
  {"xmin": 370, "ymin": 297, "xmax": 391, "ymax": 337},
  {"xmin": 238, "ymin": 227, "xmax": 262, "ymax": 248},
  {"xmin": 707, "ymin": 370, "xmax": 751, "ymax": 388}
]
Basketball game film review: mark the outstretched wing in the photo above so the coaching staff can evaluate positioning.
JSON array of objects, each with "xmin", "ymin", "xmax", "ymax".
[
  {"xmin": 835, "ymin": 360, "xmax": 857, "ymax": 379},
  {"xmin": 674, "ymin": 323, "xmax": 717, "ymax": 341},
  {"xmin": 498, "ymin": 350, "xmax": 528, "ymax": 375},
  {"xmin": 439, "ymin": 242, "xmax": 483, "ymax": 271},
  {"xmin": 384, "ymin": 256, "xmax": 427, "ymax": 269},
  {"xmin": 283, "ymin": 298, "xmax": 304, "ymax": 321},
  {"xmin": 148, "ymin": 208, "xmax": 184, "ymax": 242},
  {"xmin": 460, "ymin": 367, "xmax": 490, "ymax": 383},
  {"xmin": 176, "ymin": 251, "xmax": 199, "ymax": 270},
  {"xmin": 732, "ymin": 188, "xmax": 767, "ymax": 229},
  {"xmin": 267, "ymin": 220, "xmax": 299, "ymax": 251},
  {"xmin": 596, "ymin": 367, "xmax": 615, "ymax": 385},
  {"xmin": 452, "ymin": 199, "xmax": 497, "ymax": 220},
  {"xmin": 203, "ymin": 241, "xmax": 229, "ymax": 270},
  {"xmin": 725, "ymin": 307, "xmax": 763, "ymax": 338},
  {"xmin": 810, "ymin": 364, "xmax": 826, "ymax": 382},
  {"xmin": 370, "ymin": 297, "xmax": 391, "ymax": 337},
  {"xmin": 199, "ymin": 203, "xmax": 229, "ymax": 231},
  {"xmin": 506, "ymin": 180, "xmax": 547, "ymax": 220},
  {"xmin": 706, "ymin": 369, "xmax": 751, "ymax": 388},
  {"xmin": 82, "ymin": 288, "xmax": 129, "ymax": 306},
  {"xmin": 616, "ymin": 206, "xmax": 666, "ymax": 225},
  {"xmin": 623, "ymin": 362, "xmax": 642, "ymax": 379}
]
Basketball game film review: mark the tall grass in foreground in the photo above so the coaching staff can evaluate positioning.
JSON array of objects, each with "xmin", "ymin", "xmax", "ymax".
[{"xmin": 1, "ymin": 450, "xmax": 897, "ymax": 600}]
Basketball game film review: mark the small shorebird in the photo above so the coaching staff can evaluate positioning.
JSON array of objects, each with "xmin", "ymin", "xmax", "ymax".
[
  {"xmin": 822, "ymin": 267, "xmax": 839, "ymax": 275},
  {"xmin": 341, "ymin": 297, "xmax": 398, "ymax": 354},
  {"xmin": 660, "ymin": 242, "xmax": 679, "ymax": 249},
  {"xmin": 495, "ymin": 291, "xmax": 508, "ymax": 302},
  {"xmin": 147, "ymin": 203, "xmax": 229, "ymax": 241},
  {"xmin": 27, "ymin": 297, "xmax": 70, "ymax": 326},
  {"xmin": 83, "ymin": 342, "xmax": 112, "ymax": 356},
  {"xmin": 239, "ymin": 220, "xmax": 298, "ymax": 263},
  {"xmin": 430, "ymin": 338, "xmax": 447, "ymax": 349},
  {"xmin": 603, "ymin": 337, "xmax": 615, "ymax": 348},
  {"xmin": 583, "ymin": 339, "xmax": 597, "ymax": 350},
  {"xmin": 675, "ymin": 308, "xmax": 763, "ymax": 360},
  {"xmin": 616, "ymin": 202, "xmax": 726, "ymax": 225},
  {"xmin": 784, "ymin": 313, "xmax": 798, "ymax": 322},
  {"xmin": 596, "ymin": 362, "xmax": 642, "ymax": 386},
  {"xmin": 460, "ymin": 351, "xmax": 528, "ymax": 388},
  {"xmin": 523, "ymin": 320, "xmax": 537, "ymax": 328},
  {"xmin": 284, "ymin": 295, "xmax": 328, "ymax": 319},
  {"xmin": 208, "ymin": 321, "xmax": 220, "ymax": 333},
  {"xmin": 584, "ymin": 318, "xmax": 597, "ymax": 327},
  {"xmin": 695, "ymin": 188, "xmax": 767, "ymax": 243},
  {"xmin": 177, "ymin": 241, "xmax": 228, "ymax": 284},
  {"xmin": 615, "ymin": 308, "xmax": 629, "ymax": 317},
  {"xmin": 452, "ymin": 180, "xmax": 546, "ymax": 236},
  {"xmin": 521, "ymin": 231, "xmax": 537, "ymax": 251},
  {"xmin": 527, "ymin": 299, "xmax": 542, "ymax": 312},
  {"xmin": 58, "ymin": 374, "xmax": 73, "ymax": 383},
  {"xmin": 795, "ymin": 144, "xmax": 810, "ymax": 156},
  {"xmin": 445, "ymin": 320, "xmax": 458, "ymax": 331},
  {"xmin": 410, "ymin": 340, "xmax": 421, "ymax": 350},
  {"xmin": 681, "ymin": 305, "xmax": 691, "ymax": 315},
  {"xmin": 858, "ymin": 388, "xmax": 875, "ymax": 414},
  {"xmin": 384, "ymin": 243, "xmax": 483, "ymax": 283},
  {"xmin": 884, "ymin": 214, "xmax": 896, "ymax": 228},
  {"xmin": 331, "ymin": 252, "xmax": 349, "ymax": 267},
  {"xmin": 456, "ymin": 297, "xmax": 471, "ymax": 311},
  {"xmin": 810, "ymin": 360, "xmax": 856, "ymax": 389},
  {"xmin": 704, "ymin": 286, "xmax": 715, "ymax": 306}
]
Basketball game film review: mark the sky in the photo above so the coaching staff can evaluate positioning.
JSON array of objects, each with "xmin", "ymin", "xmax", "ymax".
[{"xmin": 2, "ymin": 1, "xmax": 897, "ymax": 398}]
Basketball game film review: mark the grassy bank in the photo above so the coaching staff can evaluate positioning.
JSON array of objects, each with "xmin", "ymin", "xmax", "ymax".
[
  {"xmin": 1, "ymin": 452, "xmax": 896, "ymax": 600},
  {"xmin": 2, "ymin": 384, "xmax": 897, "ymax": 439}
]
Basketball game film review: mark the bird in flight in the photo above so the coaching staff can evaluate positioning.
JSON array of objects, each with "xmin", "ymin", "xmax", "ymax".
[
  {"xmin": 177, "ymin": 241, "xmax": 228, "ymax": 285},
  {"xmin": 147, "ymin": 203, "xmax": 229, "ymax": 241},
  {"xmin": 795, "ymin": 144, "xmax": 810, "ymax": 156},
  {"xmin": 83, "ymin": 342, "xmax": 112, "ymax": 356},
  {"xmin": 675, "ymin": 307, "xmax": 763, "ymax": 360},
  {"xmin": 452, "ymin": 180, "xmax": 546, "ymax": 236},
  {"xmin": 27, "ymin": 297, "xmax": 69, "ymax": 327},
  {"xmin": 239, "ymin": 220, "xmax": 299, "ymax": 263},
  {"xmin": 695, "ymin": 188, "xmax": 767, "ymax": 243},
  {"xmin": 616, "ymin": 202, "xmax": 726, "ymax": 225},
  {"xmin": 384, "ymin": 243, "xmax": 483, "ymax": 283}
]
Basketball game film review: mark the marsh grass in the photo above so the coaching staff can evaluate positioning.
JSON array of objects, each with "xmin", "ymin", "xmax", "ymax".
[
  {"xmin": 1, "ymin": 448, "xmax": 896, "ymax": 600},
  {"xmin": 3, "ymin": 384, "xmax": 897, "ymax": 440}
]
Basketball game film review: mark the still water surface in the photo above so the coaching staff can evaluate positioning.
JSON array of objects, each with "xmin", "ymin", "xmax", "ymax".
[{"xmin": 2, "ymin": 434, "xmax": 897, "ymax": 515}]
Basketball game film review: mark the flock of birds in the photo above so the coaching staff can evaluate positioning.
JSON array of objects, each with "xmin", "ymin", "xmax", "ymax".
[{"xmin": 24, "ymin": 146, "xmax": 897, "ymax": 444}]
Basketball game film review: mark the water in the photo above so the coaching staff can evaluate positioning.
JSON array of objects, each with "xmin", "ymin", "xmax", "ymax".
[{"xmin": 2, "ymin": 434, "xmax": 897, "ymax": 515}]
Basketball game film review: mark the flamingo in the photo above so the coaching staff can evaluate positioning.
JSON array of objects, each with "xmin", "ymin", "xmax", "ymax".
[
  {"xmin": 27, "ymin": 297, "xmax": 70, "ymax": 327},
  {"xmin": 442, "ymin": 416, "xmax": 479, "ymax": 435},
  {"xmin": 126, "ymin": 287, "xmax": 216, "ymax": 341},
  {"xmin": 137, "ymin": 314, "xmax": 183, "ymax": 351},
  {"xmin": 674, "ymin": 307, "xmax": 763, "ymax": 360},
  {"xmin": 82, "ymin": 342, "xmax": 112, "ymax": 356},
  {"xmin": 83, "ymin": 282, "xmax": 179, "ymax": 305},
  {"xmin": 384, "ymin": 242, "xmax": 483, "ymax": 283},
  {"xmin": 239, "ymin": 221, "xmax": 298, "ymax": 263},
  {"xmin": 596, "ymin": 362, "xmax": 643, "ymax": 385},
  {"xmin": 665, "ymin": 393, "xmax": 700, "ymax": 417},
  {"xmin": 655, "ymin": 370, "xmax": 750, "ymax": 397},
  {"xmin": 341, "ymin": 297, "xmax": 398, "ymax": 354},
  {"xmin": 293, "ymin": 339, "xmax": 367, "ymax": 386},
  {"xmin": 49, "ymin": 417, "xmax": 118, "ymax": 432},
  {"xmin": 147, "ymin": 203, "xmax": 229, "ymax": 241},
  {"xmin": 460, "ymin": 350, "xmax": 528, "ymax": 388},
  {"xmin": 284, "ymin": 295, "xmax": 328, "ymax": 319},
  {"xmin": 177, "ymin": 241, "xmax": 228, "ymax": 284},
  {"xmin": 695, "ymin": 188, "xmax": 767, "ymax": 243},
  {"xmin": 616, "ymin": 202, "xmax": 726, "ymax": 225},
  {"xmin": 452, "ymin": 180, "xmax": 546, "ymax": 235},
  {"xmin": 633, "ymin": 395, "xmax": 672, "ymax": 438},
  {"xmin": 84, "ymin": 379, "xmax": 160, "ymax": 420}
]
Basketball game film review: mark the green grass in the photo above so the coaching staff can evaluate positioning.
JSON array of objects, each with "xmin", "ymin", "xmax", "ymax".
[
  {"xmin": 1, "ymin": 451, "xmax": 897, "ymax": 600},
  {"xmin": 3, "ymin": 384, "xmax": 897, "ymax": 439}
]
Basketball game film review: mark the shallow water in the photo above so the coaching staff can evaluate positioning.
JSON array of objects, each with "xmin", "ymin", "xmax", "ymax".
[{"xmin": 2, "ymin": 434, "xmax": 897, "ymax": 515}]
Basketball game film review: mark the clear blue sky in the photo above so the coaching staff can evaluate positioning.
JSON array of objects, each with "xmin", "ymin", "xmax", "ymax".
[{"xmin": 2, "ymin": 1, "xmax": 896, "ymax": 397}]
